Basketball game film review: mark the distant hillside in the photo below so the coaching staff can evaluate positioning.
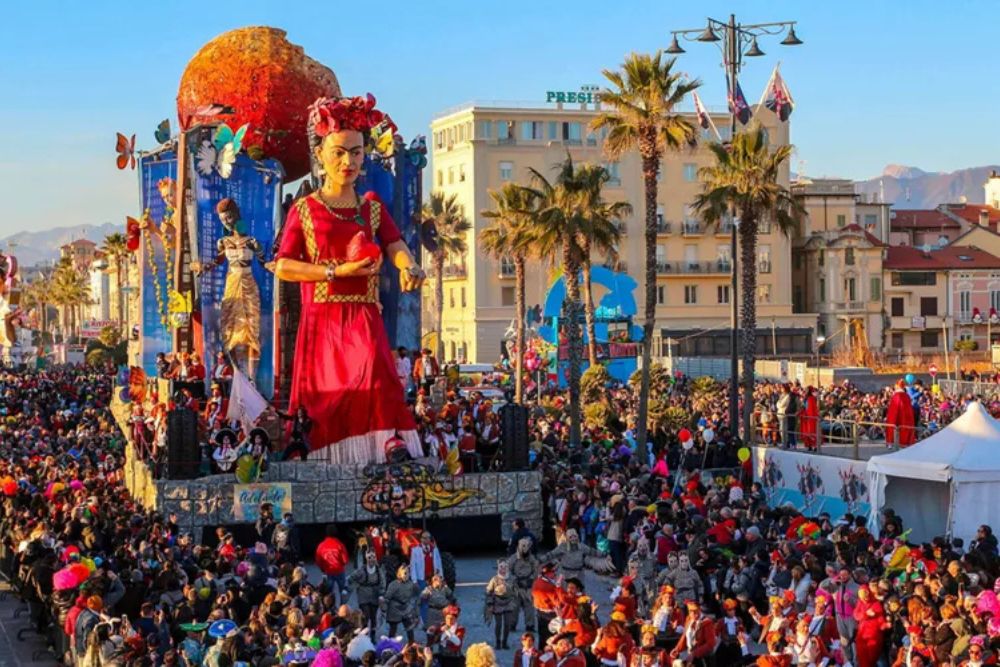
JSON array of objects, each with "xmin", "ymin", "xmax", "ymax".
[
  {"xmin": 856, "ymin": 164, "xmax": 1000, "ymax": 209},
  {"xmin": 0, "ymin": 223, "xmax": 124, "ymax": 268}
]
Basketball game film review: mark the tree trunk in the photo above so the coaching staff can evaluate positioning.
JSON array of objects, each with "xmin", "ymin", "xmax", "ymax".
[
  {"xmin": 739, "ymin": 215, "xmax": 759, "ymax": 441},
  {"xmin": 514, "ymin": 257, "xmax": 526, "ymax": 404},
  {"xmin": 636, "ymin": 146, "xmax": 660, "ymax": 452},
  {"xmin": 435, "ymin": 253, "xmax": 445, "ymax": 362},
  {"xmin": 562, "ymin": 239, "xmax": 583, "ymax": 447},
  {"xmin": 582, "ymin": 238, "xmax": 598, "ymax": 367},
  {"xmin": 116, "ymin": 256, "xmax": 124, "ymax": 331}
]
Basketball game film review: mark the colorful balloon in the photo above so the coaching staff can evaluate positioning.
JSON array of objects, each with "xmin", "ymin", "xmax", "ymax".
[
  {"xmin": 904, "ymin": 373, "xmax": 916, "ymax": 385},
  {"xmin": 702, "ymin": 428, "xmax": 715, "ymax": 444},
  {"xmin": 678, "ymin": 428, "xmax": 692, "ymax": 443},
  {"xmin": 737, "ymin": 447, "xmax": 751, "ymax": 463}
]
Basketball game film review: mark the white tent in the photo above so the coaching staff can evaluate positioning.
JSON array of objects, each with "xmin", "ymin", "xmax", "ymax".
[{"xmin": 867, "ymin": 401, "xmax": 1000, "ymax": 544}]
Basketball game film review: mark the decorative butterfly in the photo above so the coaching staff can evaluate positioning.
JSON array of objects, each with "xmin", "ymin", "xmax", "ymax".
[
  {"xmin": 125, "ymin": 216, "xmax": 141, "ymax": 252},
  {"xmin": 370, "ymin": 118, "xmax": 398, "ymax": 157},
  {"xmin": 154, "ymin": 119, "xmax": 171, "ymax": 144},
  {"xmin": 115, "ymin": 133, "xmax": 136, "ymax": 170},
  {"xmin": 195, "ymin": 123, "xmax": 249, "ymax": 179}
]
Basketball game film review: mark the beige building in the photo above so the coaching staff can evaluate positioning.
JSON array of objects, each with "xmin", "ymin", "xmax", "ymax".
[
  {"xmin": 790, "ymin": 178, "xmax": 890, "ymax": 354},
  {"xmin": 427, "ymin": 99, "xmax": 815, "ymax": 363}
]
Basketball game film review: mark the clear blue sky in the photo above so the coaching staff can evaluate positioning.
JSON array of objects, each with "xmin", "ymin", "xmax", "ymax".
[{"xmin": 1, "ymin": 1, "xmax": 996, "ymax": 236}]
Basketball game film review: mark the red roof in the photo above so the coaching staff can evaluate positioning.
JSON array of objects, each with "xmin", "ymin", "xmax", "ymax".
[
  {"xmin": 943, "ymin": 204, "xmax": 1000, "ymax": 227},
  {"xmin": 890, "ymin": 209, "xmax": 960, "ymax": 230},
  {"xmin": 841, "ymin": 223, "xmax": 885, "ymax": 247},
  {"xmin": 884, "ymin": 245, "xmax": 1000, "ymax": 270}
]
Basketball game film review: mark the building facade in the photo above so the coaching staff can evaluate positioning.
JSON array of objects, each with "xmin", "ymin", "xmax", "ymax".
[
  {"xmin": 790, "ymin": 178, "xmax": 889, "ymax": 354},
  {"xmin": 427, "ymin": 100, "xmax": 814, "ymax": 363}
]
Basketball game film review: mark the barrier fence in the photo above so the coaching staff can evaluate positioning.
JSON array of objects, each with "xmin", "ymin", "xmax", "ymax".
[{"xmin": 750, "ymin": 418, "xmax": 926, "ymax": 460}]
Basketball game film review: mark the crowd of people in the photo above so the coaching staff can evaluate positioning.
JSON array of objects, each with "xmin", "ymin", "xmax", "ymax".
[{"xmin": 2, "ymin": 361, "xmax": 1000, "ymax": 667}]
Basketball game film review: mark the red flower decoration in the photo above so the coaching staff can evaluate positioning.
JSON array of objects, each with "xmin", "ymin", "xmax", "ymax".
[{"xmin": 309, "ymin": 93, "xmax": 385, "ymax": 137}]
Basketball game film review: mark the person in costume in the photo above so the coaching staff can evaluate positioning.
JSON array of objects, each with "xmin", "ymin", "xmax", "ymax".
[
  {"xmin": 212, "ymin": 429, "xmax": 239, "ymax": 473},
  {"xmin": 886, "ymin": 379, "xmax": 916, "ymax": 447},
  {"xmin": 436, "ymin": 604, "xmax": 466, "ymax": 667},
  {"xmin": 668, "ymin": 600, "xmax": 716, "ymax": 667},
  {"xmin": 275, "ymin": 94, "xmax": 425, "ymax": 464},
  {"xmin": 486, "ymin": 559, "xmax": 519, "ymax": 649},
  {"xmin": 192, "ymin": 198, "xmax": 273, "ymax": 381},
  {"xmin": 508, "ymin": 537, "xmax": 540, "ymax": 634},
  {"xmin": 550, "ymin": 631, "xmax": 587, "ymax": 667},
  {"xmin": 514, "ymin": 632, "xmax": 540, "ymax": 667},
  {"xmin": 799, "ymin": 386, "xmax": 820, "ymax": 451},
  {"xmin": 533, "ymin": 562, "xmax": 564, "ymax": 647}
]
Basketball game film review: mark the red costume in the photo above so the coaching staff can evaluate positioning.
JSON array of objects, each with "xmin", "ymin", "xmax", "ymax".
[
  {"xmin": 800, "ymin": 391, "xmax": 820, "ymax": 450},
  {"xmin": 885, "ymin": 385, "xmax": 916, "ymax": 447},
  {"xmin": 532, "ymin": 574, "xmax": 562, "ymax": 615},
  {"xmin": 315, "ymin": 536, "xmax": 349, "ymax": 576},
  {"xmin": 592, "ymin": 628, "xmax": 634, "ymax": 666},
  {"xmin": 670, "ymin": 615, "xmax": 716, "ymax": 663},
  {"xmin": 277, "ymin": 192, "xmax": 421, "ymax": 464},
  {"xmin": 555, "ymin": 649, "xmax": 587, "ymax": 667},
  {"xmin": 852, "ymin": 598, "xmax": 886, "ymax": 667}
]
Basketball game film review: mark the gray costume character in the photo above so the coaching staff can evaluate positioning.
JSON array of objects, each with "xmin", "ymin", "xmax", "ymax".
[
  {"xmin": 381, "ymin": 565, "xmax": 420, "ymax": 642},
  {"xmin": 349, "ymin": 551, "xmax": 386, "ymax": 633},
  {"xmin": 507, "ymin": 537, "xmax": 539, "ymax": 632},
  {"xmin": 485, "ymin": 560, "xmax": 519, "ymax": 650},
  {"xmin": 655, "ymin": 552, "xmax": 703, "ymax": 604},
  {"xmin": 542, "ymin": 528, "xmax": 614, "ymax": 581},
  {"xmin": 626, "ymin": 540, "xmax": 658, "ymax": 615},
  {"xmin": 420, "ymin": 574, "xmax": 455, "ymax": 629}
]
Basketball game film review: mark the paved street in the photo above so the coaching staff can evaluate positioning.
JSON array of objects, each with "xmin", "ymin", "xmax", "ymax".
[{"xmin": 0, "ymin": 580, "xmax": 57, "ymax": 666}]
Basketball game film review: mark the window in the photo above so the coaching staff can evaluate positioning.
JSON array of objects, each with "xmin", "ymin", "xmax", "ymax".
[
  {"xmin": 920, "ymin": 297, "xmax": 938, "ymax": 316},
  {"xmin": 457, "ymin": 123, "xmax": 466, "ymax": 142},
  {"xmin": 870, "ymin": 277, "xmax": 881, "ymax": 302},
  {"xmin": 864, "ymin": 213, "xmax": 878, "ymax": 227},
  {"xmin": 497, "ymin": 120, "xmax": 515, "ymax": 141},
  {"xmin": 656, "ymin": 285, "xmax": 666, "ymax": 305},
  {"xmin": 683, "ymin": 163, "xmax": 697, "ymax": 182},
  {"xmin": 819, "ymin": 277, "xmax": 826, "ymax": 302},
  {"xmin": 434, "ymin": 132, "xmax": 444, "ymax": 149},
  {"xmin": 547, "ymin": 121, "xmax": 558, "ymax": 140},
  {"xmin": 845, "ymin": 247, "xmax": 855, "ymax": 265},
  {"xmin": 891, "ymin": 297, "xmax": 904, "ymax": 317},
  {"xmin": 436, "ymin": 170, "xmax": 443, "ymax": 187},
  {"xmin": 684, "ymin": 285, "xmax": 698, "ymax": 304},
  {"xmin": 959, "ymin": 330, "xmax": 974, "ymax": 342},
  {"xmin": 837, "ymin": 214, "xmax": 846, "ymax": 227},
  {"xmin": 562, "ymin": 122, "xmax": 582, "ymax": 143},
  {"xmin": 520, "ymin": 121, "xmax": 543, "ymax": 140},
  {"xmin": 793, "ymin": 253, "xmax": 802, "ymax": 270},
  {"xmin": 586, "ymin": 131, "xmax": 598, "ymax": 146},
  {"xmin": 793, "ymin": 286, "xmax": 803, "ymax": 311},
  {"xmin": 656, "ymin": 205, "xmax": 664, "ymax": 227},
  {"xmin": 891, "ymin": 272, "xmax": 936, "ymax": 286},
  {"xmin": 758, "ymin": 245, "xmax": 770, "ymax": 272},
  {"xmin": 891, "ymin": 333, "xmax": 904, "ymax": 349},
  {"xmin": 718, "ymin": 285, "xmax": 730, "ymax": 304},
  {"xmin": 920, "ymin": 331, "xmax": 940, "ymax": 348},
  {"xmin": 478, "ymin": 120, "xmax": 492, "ymax": 139},
  {"xmin": 460, "ymin": 287, "xmax": 467, "ymax": 308},
  {"xmin": 447, "ymin": 167, "xmax": 454, "ymax": 184},
  {"xmin": 757, "ymin": 284, "xmax": 772, "ymax": 303},
  {"xmin": 845, "ymin": 278, "xmax": 856, "ymax": 301},
  {"xmin": 501, "ymin": 286, "xmax": 515, "ymax": 306},
  {"xmin": 449, "ymin": 288, "xmax": 455, "ymax": 308},
  {"xmin": 499, "ymin": 161, "xmax": 514, "ymax": 181},
  {"xmin": 992, "ymin": 289, "xmax": 1000, "ymax": 312},
  {"xmin": 458, "ymin": 164, "xmax": 466, "ymax": 182},
  {"xmin": 960, "ymin": 291, "xmax": 971, "ymax": 317},
  {"xmin": 818, "ymin": 250, "xmax": 825, "ymax": 267},
  {"xmin": 604, "ymin": 162, "xmax": 621, "ymax": 185}
]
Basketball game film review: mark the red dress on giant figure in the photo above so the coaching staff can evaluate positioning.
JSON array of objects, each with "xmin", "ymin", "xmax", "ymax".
[{"xmin": 276, "ymin": 192, "xmax": 422, "ymax": 464}]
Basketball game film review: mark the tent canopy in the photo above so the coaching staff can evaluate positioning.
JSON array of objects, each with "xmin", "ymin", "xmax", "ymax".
[{"xmin": 866, "ymin": 401, "xmax": 1000, "ymax": 484}]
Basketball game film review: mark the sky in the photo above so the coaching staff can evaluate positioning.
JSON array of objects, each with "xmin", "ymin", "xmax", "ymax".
[{"xmin": 1, "ymin": 0, "xmax": 998, "ymax": 237}]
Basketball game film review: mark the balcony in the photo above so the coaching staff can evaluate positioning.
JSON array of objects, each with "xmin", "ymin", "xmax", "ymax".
[
  {"xmin": 955, "ymin": 311, "xmax": 992, "ymax": 324},
  {"xmin": 430, "ymin": 264, "xmax": 468, "ymax": 280},
  {"xmin": 497, "ymin": 137, "xmax": 516, "ymax": 145},
  {"xmin": 681, "ymin": 221, "xmax": 705, "ymax": 236},
  {"xmin": 759, "ymin": 221, "xmax": 772, "ymax": 234},
  {"xmin": 657, "ymin": 260, "xmax": 732, "ymax": 275},
  {"xmin": 830, "ymin": 301, "xmax": 866, "ymax": 311},
  {"xmin": 716, "ymin": 221, "xmax": 735, "ymax": 236},
  {"xmin": 615, "ymin": 222, "xmax": 627, "ymax": 235},
  {"xmin": 656, "ymin": 221, "xmax": 672, "ymax": 234},
  {"xmin": 889, "ymin": 314, "xmax": 945, "ymax": 331},
  {"xmin": 602, "ymin": 260, "xmax": 628, "ymax": 273},
  {"xmin": 498, "ymin": 263, "xmax": 515, "ymax": 279},
  {"xmin": 758, "ymin": 259, "xmax": 772, "ymax": 274}
]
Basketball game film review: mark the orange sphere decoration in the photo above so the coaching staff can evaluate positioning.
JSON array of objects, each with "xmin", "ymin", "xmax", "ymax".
[{"xmin": 177, "ymin": 26, "xmax": 341, "ymax": 181}]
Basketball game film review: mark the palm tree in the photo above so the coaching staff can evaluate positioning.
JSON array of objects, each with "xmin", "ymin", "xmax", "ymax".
[
  {"xmin": 481, "ymin": 183, "xmax": 539, "ymax": 403},
  {"xmin": 101, "ymin": 232, "xmax": 129, "ymax": 331},
  {"xmin": 592, "ymin": 50, "xmax": 700, "ymax": 451},
  {"xmin": 21, "ymin": 276, "xmax": 51, "ymax": 334},
  {"xmin": 422, "ymin": 192, "xmax": 472, "ymax": 362},
  {"xmin": 693, "ymin": 125, "xmax": 805, "ymax": 437},
  {"xmin": 526, "ymin": 155, "xmax": 592, "ymax": 447},
  {"xmin": 573, "ymin": 164, "xmax": 632, "ymax": 367},
  {"xmin": 50, "ymin": 257, "xmax": 90, "ymax": 342}
]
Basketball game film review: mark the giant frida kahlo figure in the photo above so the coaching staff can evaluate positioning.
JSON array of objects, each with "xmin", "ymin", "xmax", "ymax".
[{"xmin": 274, "ymin": 94, "xmax": 426, "ymax": 464}]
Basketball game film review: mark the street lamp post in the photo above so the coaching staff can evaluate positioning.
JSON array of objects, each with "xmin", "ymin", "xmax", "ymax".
[
  {"xmin": 815, "ymin": 335, "xmax": 826, "ymax": 387},
  {"xmin": 666, "ymin": 14, "xmax": 802, "ymax": 440}
]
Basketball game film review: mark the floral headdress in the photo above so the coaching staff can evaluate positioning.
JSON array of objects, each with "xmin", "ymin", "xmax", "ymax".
[{"xmin": 308, "ymin": 94, "xmax": 385, "ymax": 137}]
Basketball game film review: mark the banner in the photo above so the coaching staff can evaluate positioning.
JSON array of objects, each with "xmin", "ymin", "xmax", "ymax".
[
  {"xmin": 80, "ymin": 320, "xmax": 116, "ymax": 339},
  {"xmin": 138, "ymin": 152, "xmax": 177, "ymax": 376},
  {"xmin": 194, "ymin": 153, "xmax": 282, "ymax": 398},
  {"xmin": 233, "ymin": 482, "xmax": 292, "ymax": 521},
  {"xmin": 753, "ymin": 447, "xmax": 871, "ymax": 520}
]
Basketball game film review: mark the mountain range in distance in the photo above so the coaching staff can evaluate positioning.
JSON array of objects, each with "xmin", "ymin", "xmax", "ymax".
[
  {"xmin": 0, "ymin": 222, "xmax": 123, "ymax": 270},
  {"xmin": 855, "ymin": 164, "xmax": 1000, "ymax": 209}
]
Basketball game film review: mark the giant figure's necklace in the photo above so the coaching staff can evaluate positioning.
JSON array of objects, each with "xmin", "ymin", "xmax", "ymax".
[{"xmin": 317, "ymin": 191, "xmax": 365, "ymax": 227}]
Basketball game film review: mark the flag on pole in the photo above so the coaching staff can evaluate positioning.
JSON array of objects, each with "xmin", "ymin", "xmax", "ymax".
[
  {"xmin": 764, "ymin": 65, "xmax": 795, "ymax": 121},
  {"xmin": 727, "ymin": 78, "xmax": 752, "ymax": 126},
  {"xmin": 692, "ymin": 92, "xmax": 721, "ymax": 142},
  {"xmin": 227, "ymin": 367, "xmax": 269, "ymax": 434}
]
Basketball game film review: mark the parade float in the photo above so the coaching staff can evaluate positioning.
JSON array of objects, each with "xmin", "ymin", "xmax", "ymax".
[{"xmin": 113, "ymin": 27, "xmax": 541, "ymax": 543}]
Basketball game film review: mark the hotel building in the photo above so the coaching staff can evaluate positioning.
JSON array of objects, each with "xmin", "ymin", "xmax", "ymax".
[{"xmin": 426, "ymin": 97, "xmax": 816, "ymax": 363}]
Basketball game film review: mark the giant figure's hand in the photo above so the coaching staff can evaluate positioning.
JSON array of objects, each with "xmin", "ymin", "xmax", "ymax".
[{"xmin": 335, "ymin": 255, "xmax": 383, "ymax": 278}]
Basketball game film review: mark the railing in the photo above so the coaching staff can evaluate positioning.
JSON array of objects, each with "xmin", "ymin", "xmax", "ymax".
[
  {"xmin": 656, "ymin": 221, "xmax": 672, "ymax": 234},
  {"xmin": 498, "ymin": 264, "xmax": 515, "ymax": 278},
  {"xmin": 717, "ymin": 221, "xmax": 735, "ymax": 235},
  {"xmin": 830, "ymin": 300, "xmax": 865, "ymax": 310},
  {"xmin": 752, "ymin": 417, "xmax": 932, "ymax": 460},
  {"xmin": 938, "ymin": 378, "xmax": 1000, "ymax": 397},
  {"xmin": 602, "ymin": 260, "xmax": 627, "ymax": 273},
  {"xmin": 497, "ymin": 136, "xmax": 516, "ymax": 145},
  {"xmin": 759, "ymin": 221, "xmax": 772, "ymax": 234},
  {"xmin": 432, "ymin": 265, "xmax": 467, "ymax": 279},
  {"xmin": 758, "ymin": 260, "xmax": 772, "ymax": 274},
  {"xmin": 656, "ymin": 260, "xmax": 732, "ymax": 275},
  {"xmin": 681, "ymin": 221, "xmax": 705, "ymax": 235}
]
